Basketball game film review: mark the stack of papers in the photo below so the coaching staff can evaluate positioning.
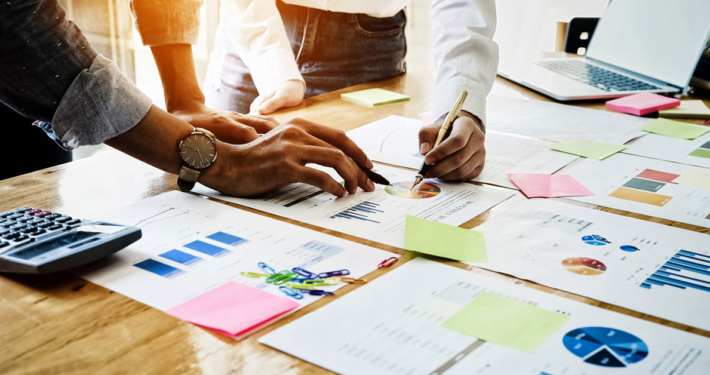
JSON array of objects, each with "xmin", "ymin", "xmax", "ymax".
[{"xmin": 341, "ymin": 88, "xmax": 410, "ymax": 107}]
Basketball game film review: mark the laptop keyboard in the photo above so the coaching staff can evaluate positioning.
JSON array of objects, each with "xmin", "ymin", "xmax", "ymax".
[{"xmin": 538, "ymin": 60, "xmax": 661, "ymax": 92}]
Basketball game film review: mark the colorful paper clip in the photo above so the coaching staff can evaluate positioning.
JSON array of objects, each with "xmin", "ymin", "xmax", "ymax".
[
  {"xmin": 303, "ymin": 290, "xmax": 334, "ymax": 297},
  {"xmin": 334, "ymin": 277, "xmax": 366, "ymax": 284},
  {"xmin": 258, "ymin": 262, "xmax": 276, "ymax": 275},
  {"xmin": 303, "ymin": 278, "xmax": 339, "ymax": 286},
  {"xmin": 279, "ymin": 286, "xmax": 303, "ymax": 300},
  {"xmin": 267, "ymin": 270, "xmax": 296, "ymax": 285},
  {"xmin": 316, "ymin": 269, "xmax": 350, "ymax": 278},
  {"xmin": 239, "ymin": 272, "xmax": 269, "ymax": 278},
  {"xmin": 378, "ymin": 257, "xmax": 398, "ymax": 268},
  {"xmin": 284, "ymin": 282, "xmax": 318, "ymax": 290},
  {"xmin": 292, "ymin": 267, "xmax": 317, "ymax": 278}
]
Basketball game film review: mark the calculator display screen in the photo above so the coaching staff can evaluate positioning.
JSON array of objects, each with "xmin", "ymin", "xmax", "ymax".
[{"xmin": 11, "ymin": 231, "xmax": 100, "ymax": 260}]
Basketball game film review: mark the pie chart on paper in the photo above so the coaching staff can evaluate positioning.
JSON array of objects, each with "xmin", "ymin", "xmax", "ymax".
[
  {"xmin": 562, "ymin": 257, "xmax": 607, "ymax": 276},
  {"xmin": 563, "ymin": 327, "xmax": 649, "ymax": 368},
  {"xmin": 582, "ymin": 235, "xmax": 611, "ymax": 246},
  {"xmin": 385, "ymin": 181, "xmax": 441, "ymax": 199}
]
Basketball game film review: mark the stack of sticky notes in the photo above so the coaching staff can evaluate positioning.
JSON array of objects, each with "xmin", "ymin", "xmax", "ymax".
[
  {"xmin": 341, "ymin": 88, "xmax": 410, "ymax": 107},
  {"xmin": 606, "ymin": 93, "xmax": 680, "ymax": 116},
  {"xmin": 659, "ymin": 100, "xmax": 710, "ymax": 119},
  {"xmin": 166, "ymin": 281, "xmax": 299, "ymax": 339}
]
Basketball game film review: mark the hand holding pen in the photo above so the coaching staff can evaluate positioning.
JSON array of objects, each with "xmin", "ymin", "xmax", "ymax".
[{"xmin": 412, "ymin": 91, "xmax": 486, "ymax": 189}]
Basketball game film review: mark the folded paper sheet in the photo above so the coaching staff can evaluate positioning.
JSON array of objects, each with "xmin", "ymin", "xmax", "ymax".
[
  {"xmin": 606, "ymin": 93, "xmax": 680, "ymax": 116},
  {"xmin": 166, "ymin": 281, "xmax": 299, "ymax": 339},
  {"xmin": 441, "ymin": 292, "xmax": 570, "ymax": 353},
  {"xmin": 404, "ymin": 215, "xmax": 487, "ymax": 262},
  {"xmin": 340, "ymin": 88, "xmax": 410, "ymax": 107},
  {"xmin": 507, "ymin": 173, "xmax": 594, "ymax": 198},
  {"xmin": 641, "ymin": 118, "xmax": 710, "ymax": 140},
  {"xmin": 551, "ymin": 138, "xmax": 626, "ymax": 160}
]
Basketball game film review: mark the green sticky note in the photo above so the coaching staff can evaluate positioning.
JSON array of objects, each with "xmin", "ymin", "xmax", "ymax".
[
  {"xmin": 551, "ymin": 138, "xmax": 626, "ymax": 160},
  {"xmin": 404, "ymin": 215, "xmax": 487, "ymax": 262},
  {"xmin": 441, "ymin": 293, "xmax": 570, "ymax": 353},
  {"xmin": 641, "ymin": 118, "xmax": 710, "ymax": 140},
  {"xmin": 340, "ymin": 88, "xmax": 410, "ymax": 107}
]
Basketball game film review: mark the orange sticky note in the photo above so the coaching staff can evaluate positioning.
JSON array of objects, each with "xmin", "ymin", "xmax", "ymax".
[
  {"xmin": 166, "ymin": 281, "xmax": 299, "ymax": 339},
  {"xmin": 606, "ymin": 93, "xmax": 680, "ymax": 116}
]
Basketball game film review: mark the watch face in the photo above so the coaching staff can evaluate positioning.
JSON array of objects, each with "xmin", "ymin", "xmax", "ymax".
[{"xmin": 179, "ymin": 133, "xmax": 217, "ymax": 169}]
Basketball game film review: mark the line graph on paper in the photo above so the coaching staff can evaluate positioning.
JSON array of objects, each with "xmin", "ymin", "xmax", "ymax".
[{"xmin": 132, "ymin": 206, "xmax": 191, "ymax": 228}]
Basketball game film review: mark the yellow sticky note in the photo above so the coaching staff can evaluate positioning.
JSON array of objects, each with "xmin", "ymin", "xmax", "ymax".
[
  {"xmin": 641, "ymin": 118, "xmax": 710, "ymax": 140},
  {"xmin": 672, "ymin": 167, "xmax": 710, "ymax": 190},
  {"xmin": 441, "ymin": 293, "xmax": 570, "ymax": 353},
  {"xmin": 552, "ymin": 138, "xmax": 625, "ymax": 160},
  {"xmin": 340, "ymin": 88, "xmax": 410, "ymax": 107},
  {"xmin": 404, "ymin": 215, "xmax": 487, "ymax": 262},
  {"xmin": 659, "ymin": 100, "xmax": 710, "ymax": 119}
]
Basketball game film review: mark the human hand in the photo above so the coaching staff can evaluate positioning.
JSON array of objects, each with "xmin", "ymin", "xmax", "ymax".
[
  {"xmin": 201, "ymin": 118, "xmax": 375, "ymax": 198},
  {"xmin": 171, "ymin": 102, "xmax": 279, "ymax": 144},
  {"xmin": 417, "ymin": 111, "xmax": 486, "ymax": 181},
  {"xmin": 249, "ymin": 80, "xmax": 306, "ymax": 115}
]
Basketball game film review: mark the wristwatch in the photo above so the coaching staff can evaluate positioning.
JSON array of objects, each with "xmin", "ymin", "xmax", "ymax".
[{"xmin": 177, "ymin": 127, "xmax": 218, "ymax": 192}]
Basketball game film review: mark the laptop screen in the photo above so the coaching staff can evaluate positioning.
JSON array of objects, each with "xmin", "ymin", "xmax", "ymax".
[{"xmin": 586, "ymin": 0, "xmax": 710, "ymax": 88}]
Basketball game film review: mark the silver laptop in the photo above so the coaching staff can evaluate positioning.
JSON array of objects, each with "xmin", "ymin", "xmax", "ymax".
[{"xmin": 500, "ymin": 0, "xmax": 710, "ymax": 101}]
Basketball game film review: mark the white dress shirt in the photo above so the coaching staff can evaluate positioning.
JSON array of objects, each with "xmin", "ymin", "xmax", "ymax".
[{"xmin": 219, "ymin": 0, "xmax": 498, "ymax": 124}]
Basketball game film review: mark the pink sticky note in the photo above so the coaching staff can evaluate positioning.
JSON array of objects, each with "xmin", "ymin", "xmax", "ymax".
[
  {"xmin": 166, "ymin": 281, "xmax": 299, "ymax": 339},
  {"xmin": 606, "ymin": 93, "xmax": 680, "ymax": 116},
  {"xmin": 508, "ymin": 173, "xmax": 594, "ymax": 198},
  {"xmin": 419, "ymin": 111, "xmax": 433, "ymax": 127}
]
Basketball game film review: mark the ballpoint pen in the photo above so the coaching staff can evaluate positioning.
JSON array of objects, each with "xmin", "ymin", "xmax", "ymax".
[{"xmin": 411, "ymin": 91, "xmax": 468, "ymax": 190}]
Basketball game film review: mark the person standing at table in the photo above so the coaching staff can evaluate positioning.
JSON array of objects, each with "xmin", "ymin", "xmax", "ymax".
[
  {"xmin": 1, "ymin": 0, "xmax": 375, "ymax": 197},
  {"xmin": 130, "ymin": 0, "xmax": 497, "ymax": 181}
]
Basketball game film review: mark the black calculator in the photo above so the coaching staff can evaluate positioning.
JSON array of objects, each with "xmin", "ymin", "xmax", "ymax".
[{"xmin": 0, "ymin": 207, "xmax": 141, "ymax": 274}]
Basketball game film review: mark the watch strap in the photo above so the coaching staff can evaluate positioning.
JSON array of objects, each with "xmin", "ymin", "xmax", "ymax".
[{"xmin": 177, "ymin": 165, "xmax": 201, "ymax": 192}]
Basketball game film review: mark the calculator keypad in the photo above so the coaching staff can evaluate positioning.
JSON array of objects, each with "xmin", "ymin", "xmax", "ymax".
[{"xmin": 0, "ymin": 207, "xmax": 82, "ymax": 251}]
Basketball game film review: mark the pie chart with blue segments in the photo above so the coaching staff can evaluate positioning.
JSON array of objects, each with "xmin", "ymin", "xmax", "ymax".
[
  {"xmin": 620, "ymin": 245, "xmax": 640, "ymax": 252},
  {"xmin": 582, "ymin": 235, "xmax": 611, "ymax": 246},
  {"xmin": 563, "ymin": 327, "xmax": 648, "ymax": 368}
]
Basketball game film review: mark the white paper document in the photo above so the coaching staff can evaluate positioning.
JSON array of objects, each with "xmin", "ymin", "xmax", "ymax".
[
  {"xmin": 79, "ymin": 191, "xmax": 392, "ymax": 314},
  {"xmin": 194, "ymin": 164, "xmax": 515, "ymax": 248},
  {"xmin": 347, "ymin": 115, "xmax": 578, "ymax": 189},
  {"xmin": 261, "ymin": 258, "xmax": 710, "ymax": 375},
  {"xmin": 487, "ymin": 96, "xmax": 649, "ymax": 144},
  {"xmin": 472, "ymin": 198, "xmax": 710, "ymax": 331},
  {"xmin": 564, "ymin": 153, "xmax": 710, "ymax": 228},
  {"xmin": 624, "ymin": 131, "xmax": 710, "ymax": 169}
]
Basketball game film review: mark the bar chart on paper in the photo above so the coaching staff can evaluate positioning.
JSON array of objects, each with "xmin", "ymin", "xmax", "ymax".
[
  {"xmin": 565, "ymin": 154, "xmax": 710, "ymax": 228},
  {"xmin": 331, "ymin": 202, "xmax": 384, "ymax": 223},
  {"xmin": 641, "ymin": 250, "xmax": 710, "ymax": 294},
  {"xmin": 471, "ymin": 199, "xmax": 710, "ymax": 331}
]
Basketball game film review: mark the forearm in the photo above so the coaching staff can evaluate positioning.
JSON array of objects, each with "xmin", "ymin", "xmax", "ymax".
[
  {"xmin": 104, "ymin": 104, "xmax": 226, "ymax": 184},
  {"xmin": 151, "ymin": 44, "xmax": 205, "ymax": 112}
]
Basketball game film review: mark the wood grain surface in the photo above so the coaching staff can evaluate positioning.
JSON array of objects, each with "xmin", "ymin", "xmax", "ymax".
[{"xmin": 1, "ymin": 70, "xmax": 708, "ymax": 375}]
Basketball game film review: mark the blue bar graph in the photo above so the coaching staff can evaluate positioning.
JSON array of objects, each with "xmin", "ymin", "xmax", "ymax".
[
  {"xmin": 160, "ymin": 249, "xmax": 202, "ymax": 266},
  {"xmin": 330, "ymin": 201, "xmax": 383, "ymax": 224},
  {"xmin": 640, "ymin": 250, "xmax": 710, "ymax": 293},
  {"xmin": 184, "ymin": 240, "xmax": 231, "ymax": 257},
  {"xmin": 134, "ymin": 259, "xmax": 184, "ymax": 278},
  {"xmin": 207, "ymin": 231, "xmax": 248, "ymax": 246}
]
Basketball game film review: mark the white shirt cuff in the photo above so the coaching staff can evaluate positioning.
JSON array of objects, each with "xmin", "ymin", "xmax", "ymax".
[
  {"xmin": 432, "ymin": 84, "xmax": 487, "ymax": 132},
  {"xmin": 249, "ymin": 48, "xmax": 306, "ymax": 96}
]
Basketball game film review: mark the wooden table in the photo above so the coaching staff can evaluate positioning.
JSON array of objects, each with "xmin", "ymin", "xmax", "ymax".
[{"xmin": 1, "ymin": 70, "xmax": 708, "ymax": 374}]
